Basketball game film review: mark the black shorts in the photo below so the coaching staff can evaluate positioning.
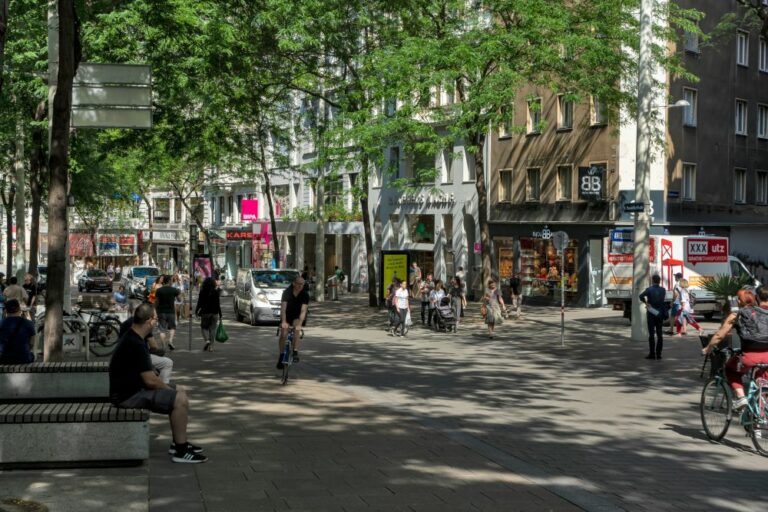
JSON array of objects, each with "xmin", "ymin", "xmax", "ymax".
[
  {"xmin": 158, "ymin": 312, "xmax": 177, "ymax": 330},
  {"xmin": 117, "ymin": 387, "xmax": 177, "ymax": 414}
]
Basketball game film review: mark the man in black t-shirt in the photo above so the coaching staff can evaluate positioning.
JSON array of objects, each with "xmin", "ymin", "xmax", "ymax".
[
  {"xmin": 277, "ymin": 275, "xmax": 310, "ymax": 369},
  {"xmin": 109, "ymin": 303, "xmax": 207, "ymax": 463}
]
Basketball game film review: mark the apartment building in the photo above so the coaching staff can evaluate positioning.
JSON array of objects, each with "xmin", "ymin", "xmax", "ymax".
[{"xmin": 487, "ymin": 1, "xmax": 768, "ymax": 305}]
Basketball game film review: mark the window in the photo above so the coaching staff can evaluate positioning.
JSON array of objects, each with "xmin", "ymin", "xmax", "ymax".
[
  {"xmin": 499, "ymin": 108, "xmax": 514, "ymax": 137},
  {"xmin": 737, "ymin": 31, "xmax": 749, "ymax": 67},
  {"xmin": 557, "ymin": 95, "xmax": 573, "ymax": 130},
  {"xmin": 389, "ymin": 214, "xmax": 400, "ymax": 244},
  {"xmin": 684, "ymin": 30, "xmax": 699, "ymax": 53},
  {"xmin": 153, "ymin": 198, "xmax": 170, "ymax": 222},
  {"xmin": 272, "ymin": 185, "xmax": 290, "ymax": 217},
  {"xmin": 217, "ymin": 196, "xmax": 224, "ymax": 224},
  {"xmin": 408, "ymin": 214, "xmax": 434, "ymax": 243},
  {"xmin": 735, "ymin": 99, "xmax": 748, "ymax": 135},
  {"xmin": 527, "ymin": 98, "xmax": 542, "ymax": 134},
  {"xmin": 324, "ymin": 177, "xmax": 343, "ymax": 206},
  {"xmin": 441, "ymin": 146, "xmax": 454, "ymax": 183},
  {"xmin": 683, "ymin": 88, "xmax": 697, "ymax": 127},
  {"xmin": 498, "ymin": 169, "xmax": 513, "ymax": 202},
  {"xmin": 227, "ymin": 196, "xmax": 234, "ymax": 220},
  {"xmin": 758, "ymin": 104, "xmax": 768, "ymax": 139},
  {"xmin": 389, "ymin": 146, "xmax": 401, "ymax": 179},
  {"xmin": 682, "ymin": 163, "xmax": 696, "ymax": 201},
  {"xmin": 526, "ymin": 168, "xmax": 541, "ymax": 202},
  {"xmin": 411, "ymin": 150, "xmax": 434, "ymax": 183},
  {"xmin": 174, "ymin": 199, "xmax": 182, "ymax": 223},
  {"xmin": 557, "ymin": 165, "xmax": 572, "ymax": 200},
  {"xmin": 760, "ymin": 38, "xmax": 768, "ymax": 72},
  {"xmin": 189, "ymin": 198, "xmax": 204, "ymax": 223},
  {"xmin": 734, "ymin": 168, "xmax": 747, "ymax": 204},
  {"xmin": 590, "ymin": 96, "xmax": 606, "ymax": 125},
  {"xmin": 442, "ymin": 214, "xmax": 453, "ymax": 242},
  {"xmin": 757, "ymin": 171, "xmax": 768, "ymax": 205}
]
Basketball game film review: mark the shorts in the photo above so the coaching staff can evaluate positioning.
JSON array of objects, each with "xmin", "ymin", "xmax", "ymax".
[
  {"xmin": 117, "ymin": 387, "xmax": 177, "ymax": 414},
  {"xmin": 158, "ymin": 312, "xmax": 177, "ymax": 330}
]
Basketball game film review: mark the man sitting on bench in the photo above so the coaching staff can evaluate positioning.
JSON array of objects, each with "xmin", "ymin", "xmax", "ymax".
[
  {"xmin": 0, "ymin": 299, "xmax": 36, "ymax": 364},
  {"xmin": 109, "ymin": 303, "xmax": 207, "ymax": 463}
]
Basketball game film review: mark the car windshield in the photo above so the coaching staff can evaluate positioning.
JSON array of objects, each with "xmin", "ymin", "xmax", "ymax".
[
  {"xmin": 87, "ymin": 269, "xmax": 107, "ymax": 277},
  {"xmin": 132, "ymin": 267, "xmax": 159, "ymax": 278},
  {"xmin": 252, "ymin": 270, "xmax": 299, "ymax": 288}
]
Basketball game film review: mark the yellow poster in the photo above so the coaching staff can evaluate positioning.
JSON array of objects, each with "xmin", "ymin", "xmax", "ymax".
[{"xmin": 381, "ymin": 252, "xmax": 409, "ymax": 300}]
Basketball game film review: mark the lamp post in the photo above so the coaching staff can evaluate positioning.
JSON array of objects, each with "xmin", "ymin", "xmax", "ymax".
[{"xmin": 630, "ymin": 0, "xmax": 690, "ymax": 341}]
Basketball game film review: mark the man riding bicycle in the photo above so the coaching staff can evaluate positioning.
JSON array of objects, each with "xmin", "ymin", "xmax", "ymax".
[
  {"xmin": 702, "ymin": 286, "xmax": 768, "ymax": 410},
  {"xmin": 277, "ymin": 275, "xmax": 309, "ymax": 370}
]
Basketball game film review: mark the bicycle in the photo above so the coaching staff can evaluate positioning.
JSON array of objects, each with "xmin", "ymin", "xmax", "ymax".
[
  {"xmin": 700, "ymin": 346, "xmax": 768, "ymax": 456},
  {"xmin": 36, "ymin": 308, "xmax": 122, "ymax": 357},
  {"xmin": 276, "ymin": 325, "xmax": 303, "ymax": 385}
]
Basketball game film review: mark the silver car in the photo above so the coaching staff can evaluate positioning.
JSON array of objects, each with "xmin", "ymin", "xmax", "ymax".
[
  {"xmin": 233, "ymin": 268, "xmax": 299, "ymax": 325},
  {"xmin": 121, "ymin": 266, "xmax": 160, "ymax": 299}
]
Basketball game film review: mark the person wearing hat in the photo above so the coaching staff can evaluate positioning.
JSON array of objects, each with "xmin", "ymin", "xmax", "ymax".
[
  {"xmin": 0, "ymin": 299, "xmax": 36, "ymax": 364},
  {"xmin": 667, "ymin": 272, "xmax": 684, "ymax": 335}
]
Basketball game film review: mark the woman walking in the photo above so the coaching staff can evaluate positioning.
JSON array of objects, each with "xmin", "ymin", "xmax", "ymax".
[
  {"xmin": 172, "ymin": 273, "xmax": 185, "ymax": 322},
  {"xmin": 393, "ymin": 279, "xmax": 411, "ymax": 337},
  {"xmin": 195, "ymin": 277, "xmax": 222, "ymax": 352},
  {"xmin": 483, "ymin": 279, "xmax": 506, "ymax": 339},
  {"xmin": 428, "ymin": 280, "xmax": 445, "ymax": 328}
]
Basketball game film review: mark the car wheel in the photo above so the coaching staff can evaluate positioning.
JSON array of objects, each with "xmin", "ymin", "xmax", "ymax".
[{"xmin": 250, "ymin": 306, "xmax": 258, "ymax": 326}]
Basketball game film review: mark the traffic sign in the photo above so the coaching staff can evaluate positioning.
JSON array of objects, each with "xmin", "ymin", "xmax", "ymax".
[{"xmin": 552, "ymin": 231, "xmax": 569, "ymax": 251}]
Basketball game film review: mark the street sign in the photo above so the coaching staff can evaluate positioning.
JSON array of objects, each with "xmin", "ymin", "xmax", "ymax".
[
  {"xmin": 552, "ymin": 231, "xmax": 569, "ymax": 251},
  {"xmin": 623, "ymin": 202, "xmax": 645, "ymax": 213},
  {"xmin": 71, "ymin": 63, "xmax": 152, "ymax": 129}
]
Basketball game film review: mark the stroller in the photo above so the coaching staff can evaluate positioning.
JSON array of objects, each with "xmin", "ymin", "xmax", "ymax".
[{"xmin": 433, "ymin": 296, "xmax": 457, "ymax": 332}]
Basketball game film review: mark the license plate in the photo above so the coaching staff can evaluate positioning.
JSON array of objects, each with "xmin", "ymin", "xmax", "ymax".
[{"xmin": 272, "ymin": 308, "xmax": 280, "ymax": 317}]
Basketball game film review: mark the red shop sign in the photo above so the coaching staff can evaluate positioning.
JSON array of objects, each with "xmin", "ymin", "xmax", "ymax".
[
  {"xmin": 686, "ymin": 238, "xmax": 728, "ymax": 264},
  {"xmin": 226, "ymin": 230, "xmax": 253, "ymax": 241}
]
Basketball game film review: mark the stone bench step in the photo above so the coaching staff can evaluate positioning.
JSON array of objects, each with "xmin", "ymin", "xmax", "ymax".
[
  {"xmin": 0, "ymin": 362, "xmax": 109, "ymax": 373},
  {"xmin": 0, "ymin": 402, "xmax": 148, "ymax": 423},
  {"xmin": 0, "ymin": 362, "xmax": 110, "ymax": 401}
]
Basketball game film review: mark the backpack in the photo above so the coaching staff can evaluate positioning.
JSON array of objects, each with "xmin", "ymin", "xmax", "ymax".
[{"xmin": 736, "ymin": 306, "xmax": 768, "ymax": 344}]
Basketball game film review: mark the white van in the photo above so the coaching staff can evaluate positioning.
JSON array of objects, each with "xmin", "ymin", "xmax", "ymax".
[
  {"xmin": 603, "ymin": 232, "xmax": 759, "ymax": 319},
  {"xmin": 234, "ymin": 268, "xmax": 300, "ymax": 325}
]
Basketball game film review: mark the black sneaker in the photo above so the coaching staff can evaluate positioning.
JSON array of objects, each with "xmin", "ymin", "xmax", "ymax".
[
  {"xmin": 292, "ymin": 351, "xmax": 300, "ymax": 363},
  {"xmin": 645, "ymin": 354, "xmax": 656, "ymax": 360},
  {"xmin": 168, "ymin": 343, "xmax": 176, "ymax": 351},
  {"xmin": 168, "ymin": 442, "xmax": 203, "ymax": 455},
  {"xmin": 172, "ymin": 446, "xmax": 208, "ymax": 464}
]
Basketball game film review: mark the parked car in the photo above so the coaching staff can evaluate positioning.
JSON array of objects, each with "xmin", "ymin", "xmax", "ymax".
[
  {"xmin": 78, "ymin": 269, "xmax": 114, "ymax": 293},
  {"xmin": 233, "ymin": 268, "xmax": 300, "ymax": 325},
  {"xmin": 121, "ymin": 266, "xmax": 160, "ymax": 299}
]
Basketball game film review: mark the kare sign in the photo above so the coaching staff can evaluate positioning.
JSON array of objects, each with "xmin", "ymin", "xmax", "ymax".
[{"xmin": 686, "ymin": 238, "xmax": 728, "ymax": 264}]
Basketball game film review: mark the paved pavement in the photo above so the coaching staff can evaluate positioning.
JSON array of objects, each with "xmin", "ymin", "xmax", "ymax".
[{"xmin": 2, "ymin": 294, "xmax": 768, "ymax": 512}]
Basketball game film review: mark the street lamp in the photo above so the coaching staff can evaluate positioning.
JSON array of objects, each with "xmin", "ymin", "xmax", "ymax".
[{"xmin": 630, "ymin": 1, "xmax": 690, "ymax": 342}]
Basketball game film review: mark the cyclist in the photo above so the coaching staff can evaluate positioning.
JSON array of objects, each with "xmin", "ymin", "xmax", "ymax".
[
  {"xmin": 277, "ymin": 275, "xmax": 309, "ymax": 369},
  {"xmin": 702, "ymin": 286, "xmax": 768, "ymax": 410}
]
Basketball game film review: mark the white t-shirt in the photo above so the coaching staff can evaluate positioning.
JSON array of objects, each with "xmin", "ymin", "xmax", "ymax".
[{"xmin": 395, "ymin": 288, "xmax": 410, "ymax": 309}]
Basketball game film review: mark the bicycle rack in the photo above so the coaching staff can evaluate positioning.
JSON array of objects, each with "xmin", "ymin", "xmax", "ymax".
[{"xmin": 62, "ymin": 315, "xmax": 91, "ymax": 361}]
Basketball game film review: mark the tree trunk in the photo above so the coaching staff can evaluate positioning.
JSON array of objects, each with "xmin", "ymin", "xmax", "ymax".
[
  {"xmin": 258, "ymin": 141, "xmax": 280, "ymax": 268},
  {"xmin": 359, "ymin": 158, "xmax": 378, "ymax": 307},
  {"xmin": 28, "ymin": 100, "xmax": 46, "ymax": 278},
  {"xmin": 2, "ymin": 188, "xmax": 14, "ymax": 277},
  {"xmin": 472, "ymin": 132, "xmax": 491, "ymax": 291},
  {"xmin": 14, "ymin": 119, "xmax": 26, "ymax": 281},
  {"xmin": 44, "ymin": 0, "xmax": 79, "ymax": 362},
  {"xmin": 142, "ymin": 196, "xmax": 154, "ymax": 265},
  {"xmin": 314, "ymin": 177, "xmax": 325, "ymax": 302},
  {"xmin": 0, "ymin": 0, "xmax": 8, "ymax": 96}
]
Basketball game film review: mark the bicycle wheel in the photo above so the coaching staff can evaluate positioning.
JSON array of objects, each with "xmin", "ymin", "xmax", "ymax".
[
  {"xmin": 89, "ymin": 322, "xmax": 120, "ymax": 357},
  {"xmin": 750, "ymin": 384, "xmax": 768, "ymax": 456},
  {"xmin": 700, "ymin": 378, "xmax": 732, "ymax": 441}
]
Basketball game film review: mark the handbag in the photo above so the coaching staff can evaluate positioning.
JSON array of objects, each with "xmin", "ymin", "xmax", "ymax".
[
  {"xmin": 215, "ymin": 320, "xmax": 229, "ymax": 343},
  {"xmin": 480, "ymin": 303, "xmax": 488, "ymax": 318}
]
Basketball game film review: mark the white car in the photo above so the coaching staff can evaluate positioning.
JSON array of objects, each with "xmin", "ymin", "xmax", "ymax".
[
  {"xmin": 121, "ymin": 266, "xmax": 160, "ymax": 299},
  {"xmin": 233, "ymin": 268, "xmax": 300, "ymax": 325}
]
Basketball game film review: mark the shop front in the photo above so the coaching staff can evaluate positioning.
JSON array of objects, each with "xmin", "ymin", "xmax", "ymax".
[{"xmin": 491, "ymin": 224, "xmax": 607, "ymax": 307}]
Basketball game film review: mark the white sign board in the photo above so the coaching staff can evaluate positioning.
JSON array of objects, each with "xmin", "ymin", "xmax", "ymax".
[{"xmin": 71, "ymin": 63, "xmax": 152, "ymax": 129}]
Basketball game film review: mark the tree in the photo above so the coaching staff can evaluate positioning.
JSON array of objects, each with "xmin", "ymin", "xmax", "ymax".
[
  {"xmin": 371, "ymin": 0, "xmax": 702, "ymax": 289},
  {"xmin": 734, "ymin": 0, "xmax": 768, "ymax": 40},
  {"xmin": 0, "ymin": 0, "xmax": 8, "ymax": 96}
]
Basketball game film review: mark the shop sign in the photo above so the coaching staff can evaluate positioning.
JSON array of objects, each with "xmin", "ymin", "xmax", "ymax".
[
  {"xmin": 686, "ymin": 238, "xmax": 728, "ymax": 264},
  {"xmin": 388, "ymin": 193, "xmax": 455, "ymax": 208},
  {"xmin": 226, "ymin": 230, "xmax": 253, "ymax": 241},
  {"xmin": 578, "ymin": 166, "xmax": 604, "ymax": 200},
  {"xmin": 241, "ymin": 199, "xmax": 259, "ymax": 221},
  {"xmin": 97, "ymin": 233, "xmax": 136, "ymax": 256},
  {"xmin": 69, "ymin": 233, "xmax": 94, "ymax": 257},
  {"xmin": 141, "ymin": 230, "xmax": 181, "ymax": 241},
  {"xmin": 532, "ymin": 225, "xmax": 552, "ymax": 239}
]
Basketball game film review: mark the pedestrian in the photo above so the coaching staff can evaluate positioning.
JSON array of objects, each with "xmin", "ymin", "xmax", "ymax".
[
  {"xmin": 0, "ymin": 299, "xmax": 36, "ymax": 364},
  {"xmin": 195, "ymin": 277, "xmax": 221, "ymax": 353},
  {"xmin": 393, "ymin": 279, "xmax": 411, "ymax": 337},
  {"xmin": 639, "ymin": 274, "xmax": 667, "ymax": 360},
  {"xmin": 3, "ymin": 277, "xmax": 27, "ymax": 308},
  {"xmin": 447, "ymin": 276, "xmax": 465, "ymax": 330},
  {"xmin": 107, "ymin": 263, "xmax": 115, "ymax": 281},
  {"xmin": 418, "ymin": 274, "xmax": 434, "ymax": 326},
  {"xmin": 109, "ymin": 303, "xmax": 207, "ymax": 463},
  {"xmin": 428, "ymin": 280, "xmax": 445, "ymax": 328},
  {"xmin": 172, "ymin": 272, "xmax": 185, "ymax": 322},
  {"xmin": 483, "ymin": 279, "xmax": 506, "ymax": 339},
  {"xmin": 675, "ymin": 278, "xmax": 703, "ymax": 336},
  {"xmin": 334, "ymin": 266, "xmax": 346, "ymax": 295},
  {"xmin": 155, "ymin": 275, "xmax": 181, "ymax": 350},
  {"xmin": 22, "ymin": 273, "xmax": 37, "ymax": 318},
  {"xmin": 509, "ymin": 272, "xmax": 522, "ymax": 319},
  {"xmin": 667, "ymin": 272, "xmax": 683, "ymax": 334},
  {"xmin": 455, "ymin": 267, "xmax": 467, "ymax": 317}
]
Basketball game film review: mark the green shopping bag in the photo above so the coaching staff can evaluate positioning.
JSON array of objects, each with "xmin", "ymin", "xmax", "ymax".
[{"xmin": 215, "ymin": 320, "xmax": 229, "ymax": 343}]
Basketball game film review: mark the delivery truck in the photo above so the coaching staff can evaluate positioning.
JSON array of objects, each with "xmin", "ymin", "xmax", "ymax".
[{"xmin": 603, "ymin": 230, "xmax": 758, "ymax": 320}]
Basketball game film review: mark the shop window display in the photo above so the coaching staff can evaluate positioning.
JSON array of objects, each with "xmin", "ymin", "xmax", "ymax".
[{"xmin": 519, "ymin": 238, "xmax": 578, "ymax": 297}]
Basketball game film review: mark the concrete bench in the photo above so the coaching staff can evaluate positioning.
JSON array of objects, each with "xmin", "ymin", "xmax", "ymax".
[
  {"xmin": 0, "ymin": 402, "xmax": 149, "ymax": 465},
  {"xmin": 0, "ymin": 362, "xmax": 109, "ymax": 401}
]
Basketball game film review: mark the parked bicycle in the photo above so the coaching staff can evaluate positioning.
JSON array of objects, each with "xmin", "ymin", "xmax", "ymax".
[
  {"xmin": 700, "ymin": 345, "xmax": 768, "ymax": 456},
  {"xmin": 36, "ymin": 308, "xmax": 122, "ymax": 357}
]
